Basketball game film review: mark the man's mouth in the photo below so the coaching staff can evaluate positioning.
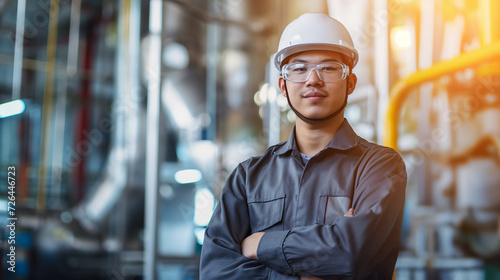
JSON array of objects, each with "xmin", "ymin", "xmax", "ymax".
[{"xmin": 304, "ymin": 91, "xmax": 326, "ymax": 99}]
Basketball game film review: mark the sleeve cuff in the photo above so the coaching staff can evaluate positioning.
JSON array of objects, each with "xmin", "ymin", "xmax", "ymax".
[{"xmin": 257, "ymin": 230, "xmax": 294, "ymax": 274}]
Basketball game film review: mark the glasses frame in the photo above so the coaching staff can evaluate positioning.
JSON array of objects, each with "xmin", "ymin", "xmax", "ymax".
[{"xmin": 281, "ymin": 62, "xmax": 350, "ymax": 83}]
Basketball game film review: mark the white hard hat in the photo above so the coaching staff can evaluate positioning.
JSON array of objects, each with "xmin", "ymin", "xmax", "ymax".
[{"xmin": 273, "ymin": 13, "xmax": 359, "ymax": 70}]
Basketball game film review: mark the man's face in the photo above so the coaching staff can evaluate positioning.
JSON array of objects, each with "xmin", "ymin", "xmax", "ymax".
[{"xmin": 279, "ymin": 50, "xmax": 357, "ymax": 121}]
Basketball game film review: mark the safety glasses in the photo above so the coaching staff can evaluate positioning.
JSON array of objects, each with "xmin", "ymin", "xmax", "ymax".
[{"xmin": 282, "ymin": 62, "xmax": 349, "ymax": 83}]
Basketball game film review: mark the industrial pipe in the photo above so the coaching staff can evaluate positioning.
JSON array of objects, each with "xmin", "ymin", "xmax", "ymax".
[
  {"xmin": 37, "ymin": 0, "xmax": 60, "ymax": 211},
  {"xmin": 12, "ymin": 0, "xmax": 26, "ymax": 100},
  {"xmin": 383, "ymin": 41, "xmax": 500, "ymax": 150}
]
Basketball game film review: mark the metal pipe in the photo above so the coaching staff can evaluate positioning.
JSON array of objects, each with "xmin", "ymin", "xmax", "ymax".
[
  {"xmin": 37, "ymin": 0, "xmax": 60, "ymax": 211},
  {"xmin": 127, "ymin": 0, "xmax": 142, "ymax": 164},
  {"xmin": 383, "ymin": 41, "xmax": 500, "ymax": 150},
  {"xmin": 74, "ymin": 16, "xmax": 95, "ymax": 202},
  {"xmin": 415, "ymin": 0, "xmax": 435, "ymax": 205},
  {"xmin": 51, "ymin": 0, "xmax": 81, "ymax": 206},
  {"xmin": 206, "ymin": 19, "xmax": 218, "ymax": 141},
  {"xmin": 144, "ymin": 0, "xmax": 163, "ymax": 279},
  {"xmin": 0, "ymin": 54, "xmax": 46, "ymax": 71},
  {"xmin": 66, "ymin": 0, "xmax": 82, "ymax": 77},
  {"xmin": 0, "ymin": 54, "xmax": 105, "ymax": 81},
  {"xmin": 373, "ymin": 0, "xmax": 390, "ymax": 143},
  {"xmin": 12, "ymin": 0, "xmax": 26, "ymax": 100},
  {"xmin": 75, "ymin": 0, "xmax": 129, "ymax": 231},
  {"xmin": 73, "ymin": 0, "xmax": 145, "ymax": 234}
]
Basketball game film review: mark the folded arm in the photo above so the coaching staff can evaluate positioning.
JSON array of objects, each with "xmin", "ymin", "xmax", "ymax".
[
  {"xmin": 250, "ymin": 151, "xmax": 407, "ymax": 279},
  {"xmin": 242, "ymin": 209, "xmax": 356, "ymax": 280},
  {"xmin": 200, "ymin": 163, "xmax": 300, "ymax": 280}
]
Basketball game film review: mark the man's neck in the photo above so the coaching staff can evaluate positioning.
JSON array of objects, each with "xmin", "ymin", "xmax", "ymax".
[{"xmin": 295, "ymin": 115, "xmax": 345, "ymax": 156}]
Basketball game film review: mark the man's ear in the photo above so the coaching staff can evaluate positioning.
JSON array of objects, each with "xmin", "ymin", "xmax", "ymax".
[
  {"xmin": 278, "ymin": 76, "xmax": 287, "ymax": 97},
  {"xmin": 347, "ymin": 73, "xmax": 357, "ymax": 95}
]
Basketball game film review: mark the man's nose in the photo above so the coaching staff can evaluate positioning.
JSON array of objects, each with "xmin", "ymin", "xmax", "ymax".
[{"xmin": 306, "ymin": 68, "xmax": 324, "ymax": 85}]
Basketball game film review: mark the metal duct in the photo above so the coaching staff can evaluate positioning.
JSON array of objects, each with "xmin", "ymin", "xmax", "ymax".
[
  {"xmin": 70, "ymin": 0, "xmax": 274, "ymax": 240},
  {"xmin": 73, "ymin": 0, "xmax": 145, "ymax": 234}
]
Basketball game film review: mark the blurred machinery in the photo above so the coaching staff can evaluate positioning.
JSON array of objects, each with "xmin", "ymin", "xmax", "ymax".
[
  {"xmin": 1, "ymin": 0, "xmax": 272, "ymax": 279},
  {"xmin": 380, "ymin": 0, "xmax": 500, "ymax": 279}
]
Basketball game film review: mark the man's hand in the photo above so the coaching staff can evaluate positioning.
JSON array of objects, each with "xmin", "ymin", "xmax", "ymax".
[
  {"xmin": 241, "ymin": 232, "xmax": 265, "ymax": 260},
  {"xmin": 241, "ymin": 209, "xmax": 353, "ymax": 263},
  {"xmin": 344, "ymin": 208, "xmax": 354, "ymax": 217}
]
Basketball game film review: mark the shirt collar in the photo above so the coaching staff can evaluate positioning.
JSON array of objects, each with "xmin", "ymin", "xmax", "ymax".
[{"xmin": 275, "ymin": 119, "xmax": 359, "ymax": 155}]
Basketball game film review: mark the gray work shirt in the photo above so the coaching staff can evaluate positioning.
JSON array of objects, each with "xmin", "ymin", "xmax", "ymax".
[{"xmin": 200, "ymin": 119, "xmax": 407, "ymax": 279}]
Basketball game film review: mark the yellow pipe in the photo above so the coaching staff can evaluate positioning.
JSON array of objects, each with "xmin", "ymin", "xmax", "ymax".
[
  {"xmin": 37, "ymin": 0, "xmax": 60, "ymax": 212},
  {"xmin": 491, "ymin": 0, "xmax": 500, "ymax": 42},
  {"xmin": 480, "ymin": 0, "xmax": 500, "ymax": 44},
  {"xmin": 383, "ymin": 41, "xmax": 500, "ymax": 150}
]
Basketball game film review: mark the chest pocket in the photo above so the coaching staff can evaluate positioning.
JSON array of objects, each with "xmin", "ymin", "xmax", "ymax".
[
  {"xmin": 316, "ymin": 195, "xmax": 352, "ymax": 224},
  {"xmin": 247, "ymin": 195, "xmax": 284, "ymax": 233}
]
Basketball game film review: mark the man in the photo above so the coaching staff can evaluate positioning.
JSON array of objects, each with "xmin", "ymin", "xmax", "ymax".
[{"xmin": 200, "ymin": 13, "xmax": 407, "ymax": 280}]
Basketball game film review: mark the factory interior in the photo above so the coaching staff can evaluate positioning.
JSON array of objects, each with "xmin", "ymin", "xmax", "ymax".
[{"xmin": 1, "ymin": 0, "xmax": 500, "ymax": 279}]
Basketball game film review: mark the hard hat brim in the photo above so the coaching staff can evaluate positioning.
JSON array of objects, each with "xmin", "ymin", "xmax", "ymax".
[{"xmin": 274, "ymin": 43, "xmax": 359, "ymax": 71}]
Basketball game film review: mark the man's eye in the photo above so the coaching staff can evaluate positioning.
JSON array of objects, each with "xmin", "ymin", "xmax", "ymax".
[
  {"xmin": 322, "ymin": 66, "xmax": 341, "ymax": 72},
  {"xmin": 292, "ymin": 67, "xmax": 307, "ymax": 72}
]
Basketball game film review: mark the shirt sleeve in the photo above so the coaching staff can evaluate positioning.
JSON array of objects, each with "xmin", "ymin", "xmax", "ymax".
[
  {"xmin": 200, "ymin": 163, "xmax": 300, "ymax": 280},
  {"xmin": 257, "ymin": 149, "xmax": 407, "ymax": 279}
]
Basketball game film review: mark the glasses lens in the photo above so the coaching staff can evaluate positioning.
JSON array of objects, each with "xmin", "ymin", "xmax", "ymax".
[
  {"xmin": 283, "ymin": 62, "xmax": 347, "ymax": 82},
  {"xmin": 284, "ymin": 63, "xmax": 309, "ymax": 82}
]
